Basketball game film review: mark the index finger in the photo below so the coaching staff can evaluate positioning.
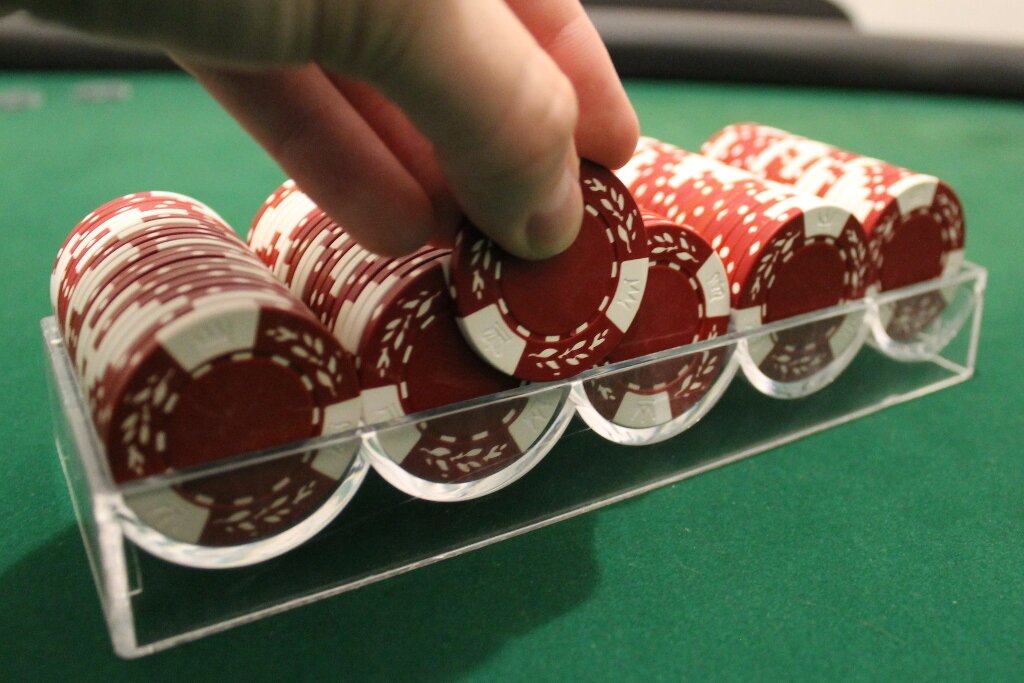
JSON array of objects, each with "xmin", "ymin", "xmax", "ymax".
[{"xmin": 508, "ymin": 0, "xmax": 640, "ymax": 169}]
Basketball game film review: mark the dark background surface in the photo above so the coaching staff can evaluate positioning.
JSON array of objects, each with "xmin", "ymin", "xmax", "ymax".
[
  {"xmin": 1, "ymin": 70, "xmax": 1022, "ymax": 679},
  {"xmin": 4, "ymin": 1, "xmax": 1024, "ymax": 99}
]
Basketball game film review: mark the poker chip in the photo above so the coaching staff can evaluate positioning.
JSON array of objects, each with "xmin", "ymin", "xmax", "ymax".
[
  {"xmin": 618, "ymin": 137, "xmax": 870, "ymax": 397},
  {"xmin": 574, "ymin": 211, "xmax": 736, "ymax": 443},
  {"xmin": 448, "ymin": 160, "xmax": 650, "ymax": 382},
  {"xmin": 256, "ymin": 196, "xmax": 572, "ymax": 500},
  {"xmin": 247, "ymin": 180, "xmax": 319, "ymax": 274},
  {"xmin": 702, "ymin": 123, "xmax": 966, "ymax": 353},
  {"xmin": 358, "ymin": 256, "xmax": 573, "ymax": 500},
  {"xmin": 53, "ymin": 193, "xmax": 366, "ymax": 568}
]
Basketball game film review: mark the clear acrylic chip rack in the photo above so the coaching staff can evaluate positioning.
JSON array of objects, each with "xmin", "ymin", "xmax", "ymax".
[{"xmin": 44, "ymin": 261, "xmax": 987, "ymax": 658}]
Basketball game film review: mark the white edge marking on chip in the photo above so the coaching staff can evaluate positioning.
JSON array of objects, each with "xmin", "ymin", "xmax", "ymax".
[
  {"xmin": 376, "ymin": 425, "xmax": 420, "ymax": 464},
  {"xmin": 156, "ymin": 302, "xmax": 260, "ymax": 371},
  {"xmin": 614, "ymin": 390, "xmax": 672, "ymax": 429},
  {"xmin": 827, "ymin": 314, "xmax": 864, "ymax": 357},
  {"xmin": 360, "ymin": 385, "xmax": 404, "ymax": 427},
  {"xmin": 888, "ymin": 174, "xmax": 938, "ymax": 216},
  {"xmin": 311, "ymin": 439, "xmax": 358, "ymax": 480},
  {"xmin": 731, "ymin": 305, "xmax": 764, "ymax": 331},
  {"xmin": 760, "ymin": 195, "xmax": 803, "ymax": 221},
  {"xmin": 508, "ymin": 390, "xmax": 560, "ymax": 450},
  {"xmin": 697, "ymin": 256, "xmax": 731, "ymax": 319},
  {"xmin": 607, "ymin": 257, "xmax": 649, "ymax": 333},
  {"xmin": 825, "ymin": 176, "xmax": 873, "ymax": 224},
  {"xmin": 801, "ymin": 204, "xmax": 849, "ymax": 239},
  {"xmin": 942, "ymin": 249, "xmax": 965, "ymax": 278},
  {"xmin": 322, "ymin": 395, "xmax": 363, "ymax": 436},
  {"xmin": 457, "ymin": 304, "xmax": 526, "ymax": 376},
  {"xmin": 126, "ymin": 486, "xmax": 208, "ymax": 544},
  {"xmin": 701, "ymin": 127, "xmax": 740, "ymax": 160},
  {"xmin": 743, "ymin": 332, "xmax": 774, "ymax": 365}
]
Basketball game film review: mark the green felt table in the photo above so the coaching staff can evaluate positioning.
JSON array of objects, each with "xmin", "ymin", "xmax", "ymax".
[{"xmin": 2, "ymin": 72, "xmax": 1023, "ymax": 680}]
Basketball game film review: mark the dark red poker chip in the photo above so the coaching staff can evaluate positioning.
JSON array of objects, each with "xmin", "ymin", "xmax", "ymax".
[
  {"xmin": 53, "ymin": 198, "xmax": 232, "ymax": 324},
  {"xmin": 449, "ymin": 160, "xmax": 650, "ymax": 382},
  {"xmin": 70, "ymin": 249, "xmax": 273, "ymax": 365},
  {"xmin": 345, "ymin": 247, "xmax": 450, "ymax": 356},
  {"xmin": 53, "ymin": 192, "xmax": 366, "ymax": 560},
  {"xmin": 358, "ymin": 255, "xmax": 558, "ymax": 486},
  {"xmin": 96, "ymin": 301, "xmax": 362, "ymax": 548},
  {"xmin": 307, "ymin": 237, "xmax": 362, "ymax": 315},
  {"xmin": 619, "ymin": 138, "xmax": 871, "ymax": 388},
  {"xmin": 581, "ymin": 211, "xmax": 732, "ymax": 428},
  {"xmin": 701, "ymin": 124, "xmax": 966, "ymax": 341},
  {"xmin": 60, "ymin": 224, "xmax": 243, "ymax": 334}
]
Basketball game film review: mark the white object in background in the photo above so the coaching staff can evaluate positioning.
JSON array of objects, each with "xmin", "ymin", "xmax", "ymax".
[{"xmin": 834, "ymin": 0, "xmax": 1024, "ymax": 46}]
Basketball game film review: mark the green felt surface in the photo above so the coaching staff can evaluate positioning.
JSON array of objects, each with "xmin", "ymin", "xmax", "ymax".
[{"xmin": 2, "ymin": 73, "xmax": 1023, "ymax": 680}]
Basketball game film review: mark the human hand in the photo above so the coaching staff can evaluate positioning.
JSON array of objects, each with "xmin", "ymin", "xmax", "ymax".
[{"xmin": 12, "ymin": 0, "xmax": 639, "ymax": 259}]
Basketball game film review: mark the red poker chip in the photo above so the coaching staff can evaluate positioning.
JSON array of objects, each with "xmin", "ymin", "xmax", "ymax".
[
  {"xmin": 273, "ymin": 206, "xmax": 331, "ymax": 286},
  {"xmin": 248, "ymin": 180, "xmax": 296, "ymax": 243},
  {"xmin": 701, "ymin": 124, "xmax": 966, "ymax": 342},
  {"xmin": 620, "ymin": 138, "xmax": 871, "ymax": 391},
  {"xmin": 305, "ymin": 229, "xmax": 357, "ymax": 297},
  {"xmin": 449, "ymin": 160, "xmax": 650, "ymax": 382},
  {"xmin": 86, "ymin": 281, "xmax": 306, "ymax": 395},
  {"xmin": 317, "ymin": 244, "xmax": 379, "ymax": 342},
  {"xmin": 60, "ymin": 226, "xmax": 238, "ymax": 334},
  {"xmin": 97, "ymin": 300, "xmax": 362, "ymax": 549},
  {"xmin": 73, "ymin": 241, "xmax": 265, "ymax": 333},
  {"xmin": 345, "ymin": 247, "xmax": 450, "ymax": 356},
  {"xmin": 54, "ymin": 192, "xmax": 368, "ymax": 564},
  {"xmin": 82, "ymin": 270, "xmax": 296, "ymax": 388},
  {"xmin": 359, "ymin": 255, "xmax": 567, "ymax": 497},
  {"xmin": 55, "ymin": 191, "xmax": 222, "ymax": 272},
  {"xmin": 324, "ymin": 246, "xmax": 385, "ymax": 350},
  {"xmin": 69, "ymin": 249, "xmax": 272, "ymax": 365},
  {"xmin": 307, "ymin": 238, "xmax": 362, "ymax": 314},
  {"xmin": 75, "ymin": 250, "xmax": 277, "ymax": 355},
  {"xmin": 62, "ymin": 219, "xmax": 254, "ymax": 363},
  {"xmin": 580, "ymin": 211, "xmax": 732, "ymax": 430},
  {"xmin": 54, "ymin": 199, "xmax": 232, "ymax": 318},
  {"xmin": 294, "ymin": 221, "xmax": 353, "ymax": 305},
  {"xmin": 248, "ymin": 182, "xmax": 318, "ymax": 272}
]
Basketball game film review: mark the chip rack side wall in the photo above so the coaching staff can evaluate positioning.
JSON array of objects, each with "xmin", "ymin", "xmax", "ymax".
[{"xmin": 42, "ymin": 262, "xmax": 987, "ymax": 658}]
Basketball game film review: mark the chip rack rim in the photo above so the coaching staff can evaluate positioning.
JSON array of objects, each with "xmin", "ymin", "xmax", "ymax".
[{"xmin": 54, "ymin": 259, "xmax": 985, "ymax": 500}]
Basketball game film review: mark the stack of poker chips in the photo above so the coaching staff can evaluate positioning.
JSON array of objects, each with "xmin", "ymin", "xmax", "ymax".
[
  {"xmin": 617, "ymin": 137, "xmax": 872, "ymax": 397},
  {"xmin": 573, "ymin": 210, "xmax": 735, "ymax": 442},
  {"xmin": 248, "ymin": 183, "xmax": 573, "ymax": 501},
  {"xmin": 51, "ymin": 140, "xmax": 967, "ymax": 565},
  {"xmin": 51, "ymin": 192, "xmax": 364, "ymax": 565},
  {"xmin": 701, "ymin": 123, "xmax": 966, "ymax": 344}
]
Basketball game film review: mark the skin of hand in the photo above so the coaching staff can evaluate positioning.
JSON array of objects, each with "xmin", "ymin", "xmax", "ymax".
[{"xmin": 7, "ymin": 0, "xmax": 639, "ymax": 259}]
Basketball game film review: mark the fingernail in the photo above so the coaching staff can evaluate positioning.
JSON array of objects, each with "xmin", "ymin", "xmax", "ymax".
[{"xmin": 524, "ymin": 164, "xmax": 583, "ymax": 259}]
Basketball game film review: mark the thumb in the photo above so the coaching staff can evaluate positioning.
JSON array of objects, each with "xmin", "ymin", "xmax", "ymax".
[{"xmin": 321, "ymin": 0, "xmax": 584, "ymax": 258}]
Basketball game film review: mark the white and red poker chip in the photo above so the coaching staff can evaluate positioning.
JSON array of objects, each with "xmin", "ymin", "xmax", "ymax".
[
  {"xmin": 255, "ymin": 188, "xmax": 572, "ymax": 499},
  {"xmin": 702, "ymin": 123, "xmax": 966, "ymax": 346},
  {"xmin": 574, "ymin": 211, "xmax": 735, "ymax": 443},
  {"xmin": 357, "ymin": 256, "xmax": 572, "ymax": 500},
  {"xmin": 618, "ymin": 137, "xmax": 871, "ymax": 396},
  {"xmin": 447, "ymin": 160, "xmax": 650, "ymax": 382},
  {"xmin": 53, "ymin": 193, "xmax": 365, "ymax": 567},
  {"xmin": 248, "ymin": 180, "xmax": 319, "ymax": 275}
]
